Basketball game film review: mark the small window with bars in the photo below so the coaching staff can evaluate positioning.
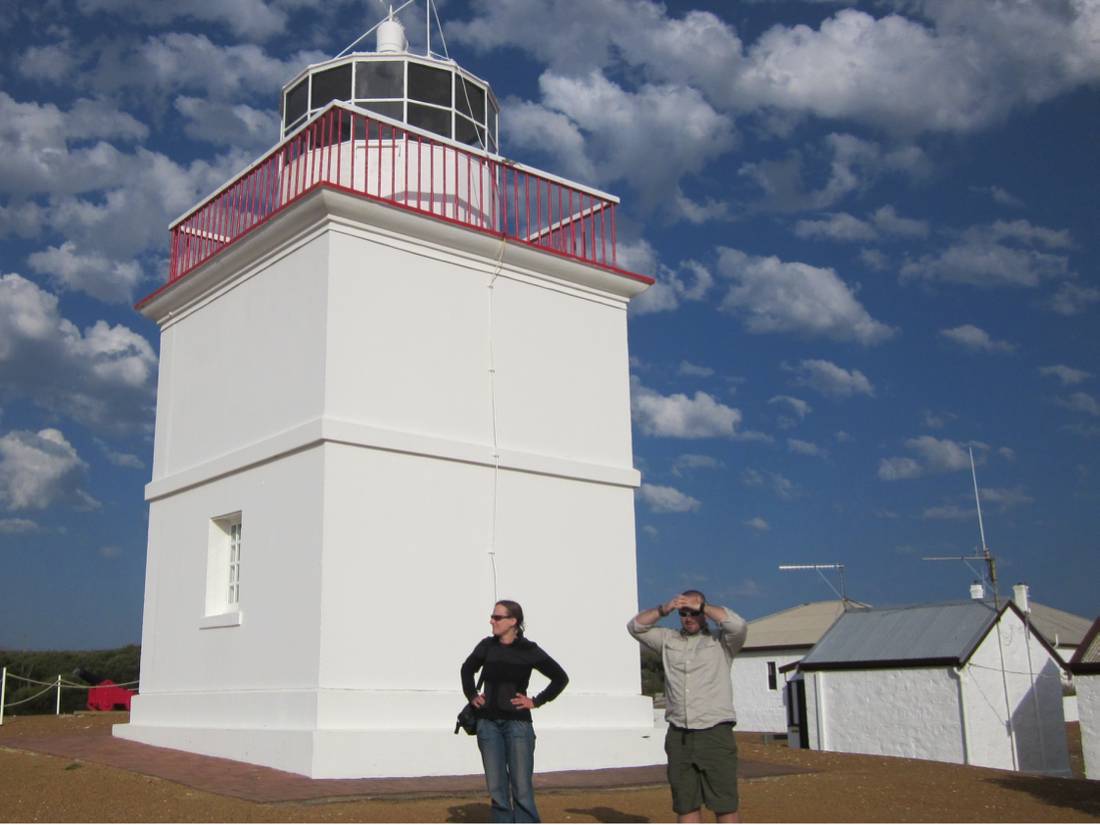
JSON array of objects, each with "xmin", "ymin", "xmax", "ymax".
[
  {"xmin": 204, "ymin": 512, "xmax": 244, "ymax": 626},
  {"xmin": 227, "ymin": 520, "xmax": 242, "ymax": 606}
]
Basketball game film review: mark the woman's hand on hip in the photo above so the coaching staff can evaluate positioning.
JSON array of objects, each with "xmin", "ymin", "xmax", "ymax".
[{"xmin": 510, "ymin": 693, "xmax": 535, "ymax": 710}]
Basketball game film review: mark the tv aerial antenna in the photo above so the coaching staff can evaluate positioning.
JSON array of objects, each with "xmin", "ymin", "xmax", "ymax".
[
  {"xmin": 921, "ymin": 446, "xmax": 1001, "ymax": 609},
  {"xmin": 778, "ymin": 563, "xmax": 849, "ymax": 605}
]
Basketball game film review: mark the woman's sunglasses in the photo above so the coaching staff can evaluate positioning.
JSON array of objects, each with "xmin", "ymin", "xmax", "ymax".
[{"xmin": 490, "ymin": 614, "xmax": 512, "ymax": 622}]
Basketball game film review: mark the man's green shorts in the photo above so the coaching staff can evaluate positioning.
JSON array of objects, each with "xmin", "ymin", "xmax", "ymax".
[{"xmin": 664, "ymin": 722, "xmax": 739, "ymax": 815}]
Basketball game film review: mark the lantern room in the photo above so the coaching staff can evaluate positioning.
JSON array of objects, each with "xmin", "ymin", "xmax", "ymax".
[{"xmin": 281, "ymin": 16, "xmax": 499, "ymax": 153}]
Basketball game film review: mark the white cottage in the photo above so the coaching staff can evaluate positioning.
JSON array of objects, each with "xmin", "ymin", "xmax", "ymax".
[
  {"xmin": 1068, "ymin": 617, "xmax": 1100, "ymax": 780},
  {"xmin": 796, "ymin": 600, "xmax": 1070, "ymax": 775},
  {"xmin": 731, "ymin": 600, "xmax": 865, "ymax": 733},
  {"xmin": 114, "ymin": 11, "xmax": 662, "ymax": 778}
]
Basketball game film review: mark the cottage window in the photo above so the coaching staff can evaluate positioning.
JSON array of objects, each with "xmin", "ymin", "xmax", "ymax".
[{"xmin": 767, "ymin": 661, "xmax": 778, "ymax": 691}]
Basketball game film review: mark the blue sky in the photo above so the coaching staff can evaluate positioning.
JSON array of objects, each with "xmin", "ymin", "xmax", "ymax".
[{"xmin": 1, "ymin": 0, "xmax": 1097, "ymax": 649}]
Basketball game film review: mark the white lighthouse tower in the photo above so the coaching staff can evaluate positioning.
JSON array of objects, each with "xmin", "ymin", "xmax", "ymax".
[{"xmin": 115, "ymin": 6, "xmax": 660, "ymax": 778}]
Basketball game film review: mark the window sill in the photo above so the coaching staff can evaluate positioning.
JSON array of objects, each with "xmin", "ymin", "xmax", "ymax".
[{"xmin": 200, "ymin": 610, "xmax": 243, "ymax": 629}]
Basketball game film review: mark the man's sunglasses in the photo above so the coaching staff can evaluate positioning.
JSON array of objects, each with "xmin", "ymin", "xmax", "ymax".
[
  {"xmin": 489, "ymin": 614, "xmax": 512, "ymax": 622},
  {"xmin": 678, "ymin": 608, "xmax": 703, "ymax": 617}
]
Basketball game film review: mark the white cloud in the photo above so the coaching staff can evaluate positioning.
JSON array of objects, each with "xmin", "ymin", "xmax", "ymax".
[
  {"xmin": 507, "ymin": 70, "xmax": 735, "ymax": 220},
  {"xmin": 27, "ymin": 242, "xmax": 144, "ymax": 304},
  {"xmin": 871, "ymin": 205, "xmax": 929, "ymax": 238},
  {"xmin": 769, "ymin": 395, "xmax": 812, "ymax": 419},
  {"xmin": 99, "ymin": 545, "xmax": 123, "ymax": 559},
  {"xmin": 742, "ymin": 468, "xmax": 798, "ymax": 500},
  {"xmin": 907, "ymin": 435, "xmax": 972, "ymax": 472},
  {"xmin": 717, "ymin": 248, "xmax": 895, "ymax": 345},
  {"xmin": 997, "ymin": 447, "xmax": 1016, "ymax": 461},
  {"xmin": 981, "ymin": 486, "xmax": 1034, "ymax": 510},
  {"xmin": 0, "ymin": 92, "xmax": 144, "ymax": 196},
  {"xmin": 901, "ymin": 220, "xmax": 1073, "ymax": 288},
  {"xmin": 1039, "ymin": 365, "xmax": 1092, "ymax": 386},
  {"xmin": 788, "ymin": 359, "xmax": 875, "ymax": 398},
  {"xmin": 788, "ymin": 438, "xmax": 827, "ymax": 458},
  {"xmin": 679, "ymin": 361, "xmax": 715, "ymax": 378},
  {"xmin": 923, "ymin": 502, "xmax": 972, "ymax": 520},
  {"xmin": 879, "ymin": 435, "xmax": 975, "ymax": 480},
  {"xmin": 739, "ymin": 133, "xmax": 929, "ymax": 212},
  {"xmin": 18, "ymin": 42, "xmax": 77, "ymax": 83},
  {"xmin": 454, "ymin": 1, "xmax": 1100, "ymax": 135},
  {"xmin": 744, "ymin": 516, "xmax": 770, "ymax": 532},
  {"xmin": 631, "ymin": 377, "xmax": 743, "ymax": 439},
  {"xmin": 795, "ymin": 213, "xmax": 877, "ymax": 242},
  {"xmin": 971, "ymin": 185, "xmax": 1025, "ymax": 208},
  {"xmin": 1047, "ymin": 282, "xmax": 1100, "ymax": 316},
  {"xmin": 859, "ymin": 249, "xmax": 889, "ymax": 271},
  {"xmin": 879, "ymin": 457, "xmax": 922, "ymax": 480},
  {"xmin": 0, "ymin": 517, "xmax": 39, "ymax": 534},
  {"xmin": 672, "ymin": 454, "xmax": 724, "ymax": 476},
  {"xmin": 638, "ymin": 483, "xmax": 701, "ymax": 513},
  {"xmin": 0, "ymin": 428, "xmax": 99, "ymax": 512},
  {"xmin": 95, "ymin": 438, "xmax": 144, "ymax": 469},
  {"xmin": 0, "ymin": 274, "xmax": 156, "ymax": 436},
  {"xmin": 1057, "ymin": 392, "xmax": 1100, "ymax": 417},
  {"xmin": 626, "ymin": 244, "xmax": 713, "ymax": 316},
  {"xmin": 939, "ymin": 324, "xmax": 1016, "ymax": 353},
  {"xmin": 174, "ymin": 96, "xmax": 279, "ymax": 152},
  {"xmin": 77, "ymin": 0, "xmax": 288, "ymax": 40}
]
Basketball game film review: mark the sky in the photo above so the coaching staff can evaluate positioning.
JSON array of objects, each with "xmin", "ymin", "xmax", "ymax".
[{"xmin": 1, "ymin": 0, "xmax": 1098, "ymax": 649}]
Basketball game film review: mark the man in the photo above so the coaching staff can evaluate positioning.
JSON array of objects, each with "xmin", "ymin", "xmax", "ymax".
[{"xmin": 629, "ymin": 590, "xmax": 748, "ymax": 823}]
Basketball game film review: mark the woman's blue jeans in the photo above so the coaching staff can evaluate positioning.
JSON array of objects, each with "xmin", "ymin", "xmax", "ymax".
[{"xmin": 476, "ymin": 718, "xmax": 539, "ymax": 823}]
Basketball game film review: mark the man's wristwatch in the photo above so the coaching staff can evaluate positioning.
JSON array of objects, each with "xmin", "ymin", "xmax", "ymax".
[{"xmin": 657, "ymin": 603, "xmax": 670, "ymax": 617}]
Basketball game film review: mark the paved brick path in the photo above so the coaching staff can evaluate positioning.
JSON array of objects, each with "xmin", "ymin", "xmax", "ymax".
[{"xmin": 7, "ymin": 726, "xmax": 810, "ymax": 803}]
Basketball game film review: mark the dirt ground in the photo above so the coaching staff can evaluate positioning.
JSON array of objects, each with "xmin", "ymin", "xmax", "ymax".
[{"xmin": 1, "ymin": 713, "xmax": 1097, "ymax": 823}]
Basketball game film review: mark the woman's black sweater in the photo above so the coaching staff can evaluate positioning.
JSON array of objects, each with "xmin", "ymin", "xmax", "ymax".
[{"xmin": 460, "ymin": 636, "xmax": 569, "ymax": 722}]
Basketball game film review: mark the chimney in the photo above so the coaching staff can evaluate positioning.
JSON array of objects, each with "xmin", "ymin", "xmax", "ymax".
[
  {"xmin": 1013, "ymin": 582, "xmax": 1030, "ymax": 613},
  {"xmin": 969, "ymin": 580, "xmax": 985, "ymax": 600}
]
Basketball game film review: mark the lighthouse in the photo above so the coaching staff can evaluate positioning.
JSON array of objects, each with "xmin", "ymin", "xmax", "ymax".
[{"xmin": 115, "ymin": 6, "xmax": 660, "ymax": 778}]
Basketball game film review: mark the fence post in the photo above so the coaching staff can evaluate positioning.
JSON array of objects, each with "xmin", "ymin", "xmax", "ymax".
[
  {"xmin": 1, "ymin": 666, "xmax": 6, "ymax": 726},
  {"xmin": 56, "ymin": 674, "xmax": 61, "ymax": 715}
]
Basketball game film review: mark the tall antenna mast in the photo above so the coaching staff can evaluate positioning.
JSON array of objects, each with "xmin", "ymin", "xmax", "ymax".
[
  {"xmin": 922, "ymin": 445, "xmax": 999, "ymax": 608},
  {"xmin": 778, "ymin": 563, "xmax": 848, "ymax": 605}
]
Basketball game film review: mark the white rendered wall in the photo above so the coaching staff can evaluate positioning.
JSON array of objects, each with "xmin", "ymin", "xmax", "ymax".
[
  {"xmin": 804, "ymin": 667, "xmax": 965, "ymax": 763},
  {"xmin": 120, "ymin": 188, "xmax": 656, "ymax": 777},
  {"xmin": 964, "ymin": 611, "xmax": 1069, "ymax": 775},
  {"xmin": 802, "ymin": 612, "xmax": 1069, "ymax": 775},
  {"xmin": 1077, "ymin": 674, "xmax": 1100, "ymax": 780},
  {"xmin": 730, "ymin": 650, "xmax": 802, "ymax": 733}
]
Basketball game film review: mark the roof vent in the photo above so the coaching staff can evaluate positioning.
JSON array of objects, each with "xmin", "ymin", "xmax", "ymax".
[
  {"xmin": 377, "ymin": 14, "xmax": 407, "ymax": 53},
  {"xmin": 969, "ymin": 581, "xmax": 985, "ymax": 600}
]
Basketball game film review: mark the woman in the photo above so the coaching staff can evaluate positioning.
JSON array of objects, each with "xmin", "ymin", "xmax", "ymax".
[{"xmin": 460, "ymin": 600, "xmax": 569, "ymax": 823}]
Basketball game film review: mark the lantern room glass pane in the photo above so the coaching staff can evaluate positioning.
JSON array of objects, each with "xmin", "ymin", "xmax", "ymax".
[
  {"xmin": 284, "ymin": 79, "xmax": 308, "ymax": 129},
  {"xmin": 356, "ymin": 60, "xmax": 404, "ymax": 99},
  {"xmin": 408, "ymin": 62, "xmax": 452, "ymax": 107},
  {"xmin": 360, "ymin": 100, "xmax": 405, "ymax": 123},
  {"xmin": 311, "ymin": 64, "xmax": 352, "ymax": 109},
  {"xmin": 408, "ymin": 102, "xmax": 451, "ymax": 138},
  {"xmin": 455, "ymin": 76, "xmax": 485, "ymax": 122},
  {"xmin": 455, "ymin": 114, "xmax": 486, "ymax": 148}
]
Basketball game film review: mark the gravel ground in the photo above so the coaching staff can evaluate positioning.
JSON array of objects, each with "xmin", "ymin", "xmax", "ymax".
[{"xmin": 1, "ymin": 713, "xmax": 1097, "ymax": 822}]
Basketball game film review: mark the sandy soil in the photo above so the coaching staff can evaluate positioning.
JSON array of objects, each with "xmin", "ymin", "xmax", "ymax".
[{"xmin": 1, "ymin": 713, "xmax": 1097, "ymax": 823}]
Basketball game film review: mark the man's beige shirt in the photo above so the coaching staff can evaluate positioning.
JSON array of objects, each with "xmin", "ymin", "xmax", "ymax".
[{"xmin": 629, "ymin": 607, "xmax": 748, "ymax": 730}]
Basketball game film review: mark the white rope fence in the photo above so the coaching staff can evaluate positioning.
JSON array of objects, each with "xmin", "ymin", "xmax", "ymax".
[{"xmin": 0, "ymin": 667, "xmax": 139, "ymax": 726}]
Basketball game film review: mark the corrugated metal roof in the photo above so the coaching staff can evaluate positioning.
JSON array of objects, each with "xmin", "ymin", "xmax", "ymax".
[
  {"xmin": 1026, "ymin": 601, "xmax": 1093, "ymax": 648},
  {"xmin": 744, "ymin": 599, "xmax": 869, "ymax": 649},
  {"xmin": 799, "ymin": 601, "xmax": 999, "ymax": 669},
  {"xmin": 1070, "ymin": 617, "xmax": 1100, "ymax": 667}
]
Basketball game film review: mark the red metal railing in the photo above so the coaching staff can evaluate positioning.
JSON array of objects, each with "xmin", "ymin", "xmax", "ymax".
[{"xmin": 166, "ymin": 102, "xmax": 632, "ymax": 285}]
